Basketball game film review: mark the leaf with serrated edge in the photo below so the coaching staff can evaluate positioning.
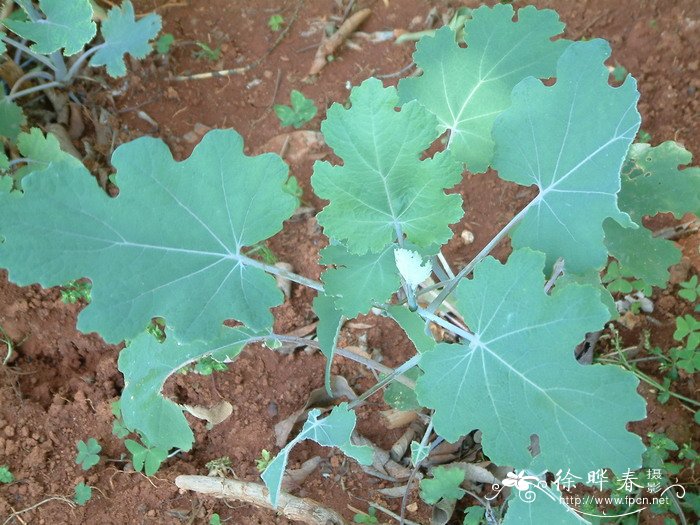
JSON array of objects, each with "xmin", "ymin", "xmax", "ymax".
[
  {"xmin": 492, "ymin": 40, "xmax": 640, "ymax": 273},
  {"xmin": 119, "ymin": 326, "xmax": 267, "ymax": 450},
  {"xmin": 261, "ymin": 403, "xmax": 373, "ymax": 507},
  {"xmin": 89, "ymin": 1, "xmax": 161, "ymax": 78},
  {"xmin": 4, "ymin": 0, "xmax": 96, "ymax": 56},
  {"xmin": 0, "ymin": 129, "xmax": 297, "ymax": 342},
  {"xmin": 398, "ymin": 4, "xmax": 569, "ymax": 172},
  {"xmin": 416, "ymin": 249, "xmax": 645, "ymax": 475},
  {"xmin": 313, "ymin": 293, "xmax": 343, "ymax": 395},
  {"xmin": 312, "ymin": 78, "xmax": 463, "ymax": 254},
  {"xmin": 0, "ymin": 95, "xmax": 25, "ymax": 140},
  {"xmin": 502, "ymin": 483, "xmax": 581, "ymax": 524},
  {"xmin": 604, "ymin": 142, "xmax": 699, "ymax": 287},
  {"xmin": 420, "ymin": 466, "xmax": 465, "ymax": 504},
  {"xmin": 15, "ymin": 128, "xmax": 83, "ymax": 180},
  {"xmin": 320, "ymin": 243, "xmax": 401, "ymax": 318}
]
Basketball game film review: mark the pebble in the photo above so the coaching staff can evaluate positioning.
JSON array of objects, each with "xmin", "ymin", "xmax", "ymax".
[{"xmin": 461, "ymin": 229, "xmax": 475, "ymax": 245}]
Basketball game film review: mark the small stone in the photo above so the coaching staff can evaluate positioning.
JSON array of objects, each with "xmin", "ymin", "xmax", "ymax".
[
  {"xmin": 183, "ymin": 131, "xmax": 199, "ymax": 144},
  {"xmin": 461, "ymin": 229, "xmax": 475, "ymax": 245},
  {"xmin": 193, "ymin": 122, "xmax": 211, "ymax": 137},
  {"xmin": 406, "ymin": 502, "xmax": 418, "ymax": 513}
]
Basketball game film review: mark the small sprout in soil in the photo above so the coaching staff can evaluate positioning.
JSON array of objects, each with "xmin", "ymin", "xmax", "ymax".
[
  {"xmin": 0, "ymin": 325, "xmax": 16, "ymax": 366},
  {"xmin": 61, "ymin": 279, "xmax": 92, "ymax": 304},
  {"xmin": 206, "ymin": 456, "xmax": 232, "ymax": 477},
  {"xmin": 74, "ymin": 482, "xmax": 92, "ymax": 505},
  {"xmin": 268, "ymin": 14, "xmax": 284, "ymax": 31},
  {"xmin": 255, "ymin": 449, "xmax": 273, "ymax": 473},
  {"xmin": 125, "ymin": 439, "xmax": 168, "ymax": 476},
  {"xmin": 156, "ymin": 33, "xmax": 175, "ymax": 54},
  {"xmin": 194, "ymin": 42, "xmax": 222, "ymax": 62},
  {"xmin": 209, "ymin": 514, "xmax": 222, "ymax": 525},
  {"xmin": 353, "ymin": 506, "xmax": 378, "ymax": 524},
  {"xmin": 0, "ymin": 465, "xmax": 14, "ymax": 484},
  {"xmin": 75, "ymin": 438, "xmax": 101, "ymax": 471},
  {"xmin": 679, "ymin": 275, "xmax": 700, "ymax": 302},
  {"xmin": 274, "ymin": 90, "xmax": 317, "ymax": 129},
  {"xmin": 111, "ymin": 401, "xmax": 130, "ymax": 439}
]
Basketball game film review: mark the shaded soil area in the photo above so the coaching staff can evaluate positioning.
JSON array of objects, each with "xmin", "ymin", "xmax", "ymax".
[{"xmin": 1, "ymin": 0, "xmax": 698, "ymax": 524}]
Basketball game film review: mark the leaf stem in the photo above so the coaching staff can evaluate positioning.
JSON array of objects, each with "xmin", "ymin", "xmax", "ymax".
[
  {"xmin": 6, "ymin": 81, "xmax": 63, "ymax": 102},
  {"xmin": 417, "ymin": 307, "xmax": 477, "ymax": 344},
  {"xmin": 238, "ymin": 254, "xmax": 324, "ymax": 291},
  {"xmin": 8, "ymin": 70, "xmax": 55, "ymax": 96},
  {"xmin": 348, "ymin": 353, "xmax": 422, "ymax": 410},
  {"xmin": 424, "ymin": 198, "xmax": 536, "ymax": 314},
  {"xmin": 1, "ymin": 36, "xmax": 57, "ymax": 72},
  {"xmin": 63, "ymin": 44, "xmax": 105, "ymax": 83}
]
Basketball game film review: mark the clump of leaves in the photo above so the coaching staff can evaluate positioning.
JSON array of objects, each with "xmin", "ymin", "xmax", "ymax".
[
  {"xmin": 274, "ymin": 90, "xmax": 317, "ymax": 129},
  {"xmin": 267, "ymin": 14, "xmax": 284, "ymax": 31},
  {"xmin": 206, "ymin": 456, "xmax": 232, "ymax": 477},
  {"xmin": 75, "ymin": 438, "xmax": 101, "ymax": 470},
  {"xmin": 193, "ymin": 356, "xmax": 228, "ymax": 375},
  {"xmin": 0, "ymin": 465, "xmax": 14, "ymax": 484},
  {"xmin": 61, "ymin": 279, "xmax": 92, "ymax": 304},
  {"xmin": 255, "ymin": 449, "xmax": 273, "ymax": 473},
  {"xmin": 74, "ymin": 482, "xmax": 92, "ymax": 505},
  {"xmin": 194, "ymin": 41, "xmax": 221, "ymax": 61}
]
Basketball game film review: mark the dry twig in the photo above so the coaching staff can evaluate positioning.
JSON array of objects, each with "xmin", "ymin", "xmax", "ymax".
[{"xmin": 308, "ymin": 8, "xmax": 372, "ymax": 76}]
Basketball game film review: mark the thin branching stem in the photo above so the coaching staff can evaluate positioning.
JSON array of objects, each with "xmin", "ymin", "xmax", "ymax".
[
  {"xmin": 238, "ymin": 254, "xmax": 324, "ymax": 291},
  {"xmin": 348, "ymin": 353, "xmax": 422, "ymax": 410},
  {"xmin": 417, "ymin": 307, "xmax": 477, "ymax": 343},
  {"xmin": 9, "ymin": 70, "xmax": 55, "ymax": 96},
  {"xmin": 63, "ymin": 44, "xmax": 105, "ymax": 82}
]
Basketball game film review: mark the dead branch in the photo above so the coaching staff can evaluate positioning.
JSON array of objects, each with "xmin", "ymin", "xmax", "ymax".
[
  {"xmin": 175, "ymin": 475, "xmax": 347, "ymax": 525},
  {"xmin": 308, "ymin": 8, "xmax": 372, "ymax": 76}
]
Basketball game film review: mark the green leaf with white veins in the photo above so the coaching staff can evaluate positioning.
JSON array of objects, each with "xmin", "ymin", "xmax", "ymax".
[
  {"xmin": 492, "ymin": 40, "xmax": 641, "ymax": 273},
  {"xmin": 90, "ymin": 1, "xmax": 161, "ymax": 78},
  {"xmin": 416, "ymin": 249, "xmax": 646, "ymax": 475},
  {"xmin": 0, "ymin": 129, "xmax": 297, "ymax": 343},
  {"xmin": 4, "ymin": 0, "xmax": 96, "ymax": 56},
  {"xmin": 604, "ymin": 141, "xmax": 699, "ymax": 286},
  {"xmin": 313, "ymin": 293, "xmax": 343, "ymax": 395},
  {"xmin": 398, "ymin": 4, "xmax": 569, "ymax": 172},
  {"xmin": 312, "ymin": 78, "xmax": 463, "ymax": 254},
  {"xmin": 119, "ymin": 326, "xmax": 268, "ymax": 450},
  {"xmin": 261, "ymin": 403, "xmax": 373, "ymax": 507},
  {"xmin": 320, "ymin": 243, "xmax": 401, "ymax": 318}
]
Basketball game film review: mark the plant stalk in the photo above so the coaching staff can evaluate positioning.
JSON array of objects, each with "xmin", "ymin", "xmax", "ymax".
[
  {"xmin": 1, "ymin": 36, "xmax": 57, "ymax": 72},
  {"xmin": 348, "ymin": 353, "xmax": 422, "ymax": 410},
  {"xmin": 238, "ymin": 254, "xmax": 324, "ymax": 291}
]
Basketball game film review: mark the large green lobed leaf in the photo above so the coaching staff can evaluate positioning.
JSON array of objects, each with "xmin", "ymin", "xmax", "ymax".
[
  {"xmin": 492, "ymin": 40, "xmax": 641, "ymax": 273},
  {"xmin": 312, "ymin": 78, "xmax": 463, "ymax": 254},
  {"xmin": 416, "ymin": 249, "xmax": 646, "ymax": 475},
  {"xmin": 4, "ymin": 0, "xmax": 96, "ymax": 56},
  {"xmin": 119, "ymin": 326, "xmax": 266, "ymax": 451},
  {"xmin": 399, "ymin": 4, "xmax": 569, "ymax": 172},
  {"xmin": 90, "ymin": 1, "xmax": 162, "ymax": 78},
  {"xmin": 0, "ymin": 129, "xmax": 297, "ymax": 343}
]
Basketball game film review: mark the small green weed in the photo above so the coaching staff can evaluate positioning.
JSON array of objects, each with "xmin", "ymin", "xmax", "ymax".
[
  {"xmin": 75, "ymin": 438, "xmax": 101, "ymax": 470},
  {"xmin": 255, "ymin": 449, "xmax": 273, "ymax": 473},
  {"xmin": 268, "ymin": 14, "xmax": 284, "ymax": 31},
  {"xmin": 156, "ymin": 33, "xmax": 175, "ymax": 54},
  {"xmin": 74, "ymin": 482, "xmax": 92, "ymax": 505},
  {"xmin": 0, "ymin": 465, "xmax": 14, "ymax": 484},
  {"xmin": 194, "ymin": 42, "xmax": 221, "ymax": 62},
  {"xmin": 61, "ymin": 279, "xmax": 92, "ymax": 304},
  {"xmin": 274, "ymin": 90, "xmax": 317, "ymax": 129}
]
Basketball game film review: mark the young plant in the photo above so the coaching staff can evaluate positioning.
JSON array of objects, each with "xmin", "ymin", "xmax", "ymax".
[
  {"xmin": 274, "ymin": 89, "xmax": 317, "ymax": 129},
  {"xmin": 73, "ymin": 482, "xmax": 92, "ymax": 505},
  {"xmin": 678, "ymin": 275, "xmax": 700, "ymax": 302},
  {"xmin": 61, "ymin": 279, "xmax": 92, "ymax": 304},
  {"xmin": 0, "ymin": 465, "xmax": 14, "ymax": 483},
  {"xmin": 193, "ymin": 41, "xmax": 221, "ymax": 62},
  {"xmin": 267, "ymin": 14, "xmax": 284, "ymax": 32},
  {"xmin": 0, "ymin": 0, "xmax": 161, "ymax": 141},
  {"xmin": 0, "ymin": 3, "xmax": 699, "ymax": 522},
  {"xmin": 75, "ymin": 438, "xmax": 101, "ymax": 470},
  {"xmin": 255, "ymin": 449, "xmax": 273, "ymax": 473}
]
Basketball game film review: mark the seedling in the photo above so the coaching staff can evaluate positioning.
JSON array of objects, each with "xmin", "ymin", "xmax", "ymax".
[
  {"xmin": 267, "ymin": 14, "xmax": 284, "ymax": 32},
  {"xmin": 155, "ymin": 32, "xmax": 174, "ymax": 54},
  {"xmin": 0, "ymin": 465, "xmax": 14, "ymax": 483},
  {"xmin": 74, "ymin": 482, "xmax": 92, "ymax": 505},
  {"xmin": 274, "ymin": 90, "xmax": 317, "ymax": 128},
  {"xmin": 255, "ymin": 449, "xmax": 273, "ymax": 473},
  {"xmin": 353, "ymin": 506, "xmax": 379, "ymax": 524},
  {"xmin": 209, "ymin": 514, "xmax": 222, "ymax": 525},
  {"xmin": 0, "ymin": 4, "xmax": 699, "ymax": 522},
  {"xmin": 75, "ymin": 438, "xmax": 101, "ymax": 470},
  {"xmin": 679, "ymin": 275, "xmax": 700, "ymax": 302},
  {"xmin": 125, "ymin": 438, "xmax": 168, "ymax": 476},
  {"xmin": 193, "ymin": 41, "xmax": 221, "ymax": 62},
  {"xmin": 206, "ymin": 456, "xmax": 233, "ymax": 477}
]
